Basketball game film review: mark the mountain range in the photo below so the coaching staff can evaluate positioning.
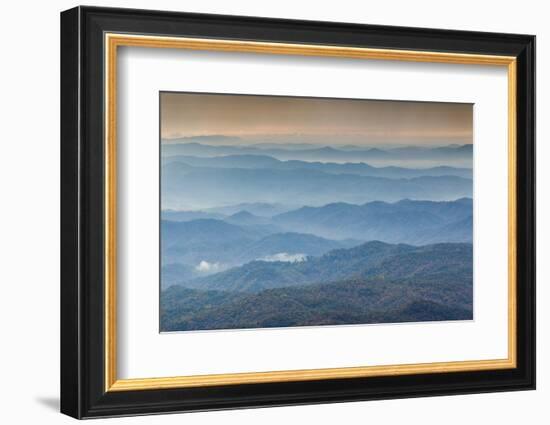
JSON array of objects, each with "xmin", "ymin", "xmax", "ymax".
[
  {"xmin": 161, "ymin": 241, "xmax": 473, "ymax": 331},
  {"xmin": 161, "ymin": 217, "xmax": 360, "ymax": 275},
  {"xmin": 161, "ymin": 198, "xmax": 472, "ymax": 270},
  {"xmin": 161, "ymin": 154, "xmax": 473, "ymax": 179},
  {"xmin": 161, "ymin": 162, "xmax": 472, "ymax": 209},
  {"xmin": 161, "ymin": 141, "xmax": 473, "ymax": 166},
  {"xmin": 159, "ymin": 139, "xmax": 474, "ymax": 330},
  {"xmin": 272, "ymin": 197, "xmax": 473, "ymax": 243},
  {"xmin": 178, "ymin": 241, "xmax": 472, "ymax": 293}
]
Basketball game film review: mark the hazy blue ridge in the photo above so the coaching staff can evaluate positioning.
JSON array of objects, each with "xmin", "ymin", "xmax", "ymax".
[
  {"xmin": 161, "ymin": 142, "xmax": 473, "ymax": 164},
  {"xmin": 161, "ymin": 154, "xmax": 473, "ymax": 179},
  {"xmin": 272, "ymin": 198, "xmax": 473, "ymax": 242},
  {"xmin": 160, "ymin": 219, "xmax": 360, "ymax": 275},
  {"xmin": 161, "ymin": 163, "xmax": 472, "ymax": 208},
  {"xmin": 160, "ymin": 198, "xmax": 472, "ymax": 273}
]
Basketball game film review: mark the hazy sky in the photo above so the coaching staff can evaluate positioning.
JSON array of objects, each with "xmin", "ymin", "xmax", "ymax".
[{"xmin": 161, "ymin": 92, "xmax": 472, "ymax": 146}]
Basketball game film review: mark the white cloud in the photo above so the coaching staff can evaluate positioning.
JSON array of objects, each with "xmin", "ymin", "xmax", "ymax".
[
  {"xmin": 195, "ymin": 260, "xmax": 221, "ymax": 273},
  {"xmin": 259, "ymin": 253, "xmax": 307, "ymax": 263}
]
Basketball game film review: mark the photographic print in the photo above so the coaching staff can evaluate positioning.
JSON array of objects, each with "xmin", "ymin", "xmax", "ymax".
[
  {"xmin": 61, "ymin": 9, "xmax": 535, "ymax": 417},
  {"xmin": 159, "ymin": 92, "xmax": 474, "ymax": 332}
]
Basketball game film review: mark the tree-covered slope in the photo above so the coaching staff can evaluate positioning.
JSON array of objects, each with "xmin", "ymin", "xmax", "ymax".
[
  {"xmin": 161, "ymin": 271, "xmax": 472, "ymax": 331},
  {"xmin": 179, "ymin": 241, "xmax": 472, "ymax": 293}
]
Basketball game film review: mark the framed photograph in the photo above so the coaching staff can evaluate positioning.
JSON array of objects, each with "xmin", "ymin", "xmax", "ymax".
[{"xmin": 60, "ymin": 6, "xmax": 535, "ymax": 419}]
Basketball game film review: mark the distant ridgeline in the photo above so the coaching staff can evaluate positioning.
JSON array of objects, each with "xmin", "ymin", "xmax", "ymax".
[
  {"xmin": 161, "ymin": 161, "xmax": 472, "ymax": 208},
  {"xmin": 161, "ymin": 141, "xmax": 473, "ymax": 165},
  {"xmin": 160, "ymin": 145, "xmax": 473, "ymax": 210}
]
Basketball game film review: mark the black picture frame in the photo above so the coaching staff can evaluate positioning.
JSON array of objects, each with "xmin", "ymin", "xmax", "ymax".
[{"xmin": 61, "ymin": 5, "xmax": 535, "ymax": 419}]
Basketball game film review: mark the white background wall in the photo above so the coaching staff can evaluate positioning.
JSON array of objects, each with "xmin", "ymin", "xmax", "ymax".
[{"xmin": 0, "ymin": 0, "xmax": 545, "ymax": 423}]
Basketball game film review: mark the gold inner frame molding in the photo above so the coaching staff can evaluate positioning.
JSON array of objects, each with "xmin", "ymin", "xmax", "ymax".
[{"xmin": 104, "ymin": 33, "xmax": 518, "ymax": 392}]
